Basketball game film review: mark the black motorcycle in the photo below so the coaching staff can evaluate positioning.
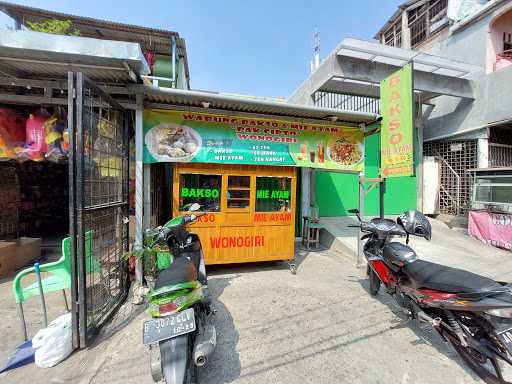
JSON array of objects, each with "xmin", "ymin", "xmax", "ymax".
[{"xmin": 351, "ymin": 209, "xmax": 512, "ymax": 383}]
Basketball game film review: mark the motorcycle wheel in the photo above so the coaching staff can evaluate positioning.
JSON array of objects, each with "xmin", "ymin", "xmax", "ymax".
[
  {"xmin": 368, "ymin": 266, "xmax": 381, "ymax": 296},
  {"xmin": 160, "ymin": 333, "xmax": 197, "ymax": 384},
  {"xmin": 450, "ymin": 340, "xmax": 511, "ymax": 384}
]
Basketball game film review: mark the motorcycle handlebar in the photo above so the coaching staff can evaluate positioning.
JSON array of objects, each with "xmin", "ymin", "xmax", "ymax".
[{"xmin": 184, "ymin": 212, "xmax": 207, "ymax": 223}]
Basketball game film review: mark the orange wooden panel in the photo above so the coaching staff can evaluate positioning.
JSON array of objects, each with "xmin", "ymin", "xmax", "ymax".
[
  {"xmin": 254, "ymin": 225, "xmax": 294, "ymax": 260},
  {"xmin": 173, "ymin": 163, "xmax": 296, "ymax": 265}
]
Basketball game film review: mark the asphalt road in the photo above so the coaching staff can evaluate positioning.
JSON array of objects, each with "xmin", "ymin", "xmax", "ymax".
[{"xmin": 1, "ymin": 246, "xmax": 483, "ymax": 383}]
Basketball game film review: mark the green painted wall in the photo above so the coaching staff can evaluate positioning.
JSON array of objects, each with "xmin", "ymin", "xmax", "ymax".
[{"xmin": 316, "ymin": 130, "xmax": 417, "ymax": 217}]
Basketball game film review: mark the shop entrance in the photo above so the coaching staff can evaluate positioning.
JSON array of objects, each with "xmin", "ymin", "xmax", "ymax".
[
  {"xmin": 0, "ymin": 106, "xmax": 70, "ymax": 261},
  {"xmin": 173, "ymin": 163, "xmax": 296, "ymax": 264}
]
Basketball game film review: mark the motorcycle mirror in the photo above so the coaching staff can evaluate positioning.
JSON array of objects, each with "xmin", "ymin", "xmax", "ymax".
[
  {"xmin": 348, "ymin": 208, "xmax": 362, "ymax": 222},
  {"xmin": 189, "ymin": 203, "xmax": 201, "ymax": 212}
]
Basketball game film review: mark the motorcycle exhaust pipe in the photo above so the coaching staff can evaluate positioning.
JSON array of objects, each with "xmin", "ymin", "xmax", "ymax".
[{"xmin": 193, "ymin": 324, "xmax": 216, "ymax": 367}]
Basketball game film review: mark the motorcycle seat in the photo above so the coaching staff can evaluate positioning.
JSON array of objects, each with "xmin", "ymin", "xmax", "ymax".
[
  {"xmin": 403, "ymin": 260, "xmax": 502, "ymax": 294},
  {"xmin": 155, "ymin": 256, "xmax": 198, "ymax": 290}
]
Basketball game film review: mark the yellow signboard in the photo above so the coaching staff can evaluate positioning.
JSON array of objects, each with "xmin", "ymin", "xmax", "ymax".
[{"xmin": 380, "ymin": 64, "xmax": 414, "ymax": 178}]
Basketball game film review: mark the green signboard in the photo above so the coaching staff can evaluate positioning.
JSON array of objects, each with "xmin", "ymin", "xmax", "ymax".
[
  {"xmin": 380, "ymin": 64, "xmax": 414, "ymax": 178},
  {"xmin": 143, "ymin": 109, "xmax": 364, "ymax": 172}
]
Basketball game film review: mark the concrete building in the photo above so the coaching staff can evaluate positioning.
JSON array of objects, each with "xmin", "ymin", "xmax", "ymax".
[{"xmin": 290, "ymin": 0, "xmax": 512, "ymax": 216}]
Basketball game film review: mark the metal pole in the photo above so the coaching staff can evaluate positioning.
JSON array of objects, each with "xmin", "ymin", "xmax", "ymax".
[
  {"xmin": 301, "ymin": 168, "xmax": 311, "ymax": 228},
  {"xmin": 358, "ymin": 174, "xmax": 365, "ymax": 267},
  {"xmin": 17, "ymin": 303, "xmax": 27, "ymax": 341},
  {"xmin": 135, "ymin": 93, "xmax": 144, "ymax": 283},
  {"xmin": 62, "ymin": 290, "xmax": 69, "ymax": 312},
  {"xmin": 67, "ymin": 71, "xmax": 80, "ymax": 349},
  {"xmin": 34, "ymin": 263, "xmax": 48, "ymax": 328},
  {"xmin": 379, "ymin": 180, "xmax": 385, "ymax": 219},
  {"xmin": 75, "ymin": 73, "xmax": 87, "ymax": 347},
  {"xmin": 171, "ymin": 36, "xmax": 177, "ymax": 88}
]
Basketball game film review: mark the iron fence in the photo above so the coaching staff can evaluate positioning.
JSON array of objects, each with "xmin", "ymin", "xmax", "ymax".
[
  {"xmin": 69, "ymin": 72, "xmax": 129, "ymax": 347},
  {"xmin": 313, "ymin": 91, "xmax": 381, "ymax": 114},
  {"xmin": 423, "ymin": 140, "xmax": 477, "ymax": 215}
]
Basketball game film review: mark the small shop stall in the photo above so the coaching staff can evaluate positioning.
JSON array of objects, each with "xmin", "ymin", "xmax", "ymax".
[
  {"xmin": 140, "ymin": 101, "xmax": 378, "ymax": 266},
  {"xmin": 173, "ymin": 163, "xmax": 296, "ymax": 264},
  {"xmin": 468, "ymin": 167, "xmax": 512, "ymax": 250},
  {"xmin": 0, "ymin": 25, "xmax": 150, "ymax": 347}
]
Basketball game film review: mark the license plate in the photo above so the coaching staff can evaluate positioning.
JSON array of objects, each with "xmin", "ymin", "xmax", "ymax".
[
  {"xmin": 498, "ymin": 329, "xmax": 512, "ymax": 345},
  {"xmin": 143, "ymin": 308, "xmax": 196, "ymax": 345}
]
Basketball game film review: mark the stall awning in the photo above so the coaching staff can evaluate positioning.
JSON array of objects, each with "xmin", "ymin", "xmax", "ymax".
[{"xmin": 140, "ymin": 85, "xmax": 379, "ymax": 124}]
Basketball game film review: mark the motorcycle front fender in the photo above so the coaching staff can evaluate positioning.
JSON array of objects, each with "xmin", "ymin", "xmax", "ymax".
[{"xmin": 159, "ymin": 334, "xmax": 190, "ymax": 384}]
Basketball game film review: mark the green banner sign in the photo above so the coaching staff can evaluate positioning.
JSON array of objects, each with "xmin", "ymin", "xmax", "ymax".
[
  {"xmin": 380, "ymin": 64, "xmax": 414, "ymax": 178},
  {"xmin": 143, "ymin": 109, "xmax": 364, "ymax": 171}
]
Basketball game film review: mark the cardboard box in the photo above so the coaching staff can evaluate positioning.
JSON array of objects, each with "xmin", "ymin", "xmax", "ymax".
[
  {"xmin": 16, "ymin": 237, "xmax": 41, "ymax": 268},
  {"xmin": 0, "ymin": 241, "xmax": 17, "ymax": 278}
]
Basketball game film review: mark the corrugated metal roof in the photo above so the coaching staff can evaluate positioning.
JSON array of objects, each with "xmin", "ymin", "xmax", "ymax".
[
  {"xmin": 0, "ymin": 29, "xmax": 149, "ymax": 83},
  {"xmin": 0, "ymin": 1, "xmax": 190, "ymax": 81},
  {"xmin": 141, "ymin": 85, "xmax": 379, "ymax": 123},
  {"xmin": 0, "ymin": 59, "xmax": 133, "ymax": 83}
]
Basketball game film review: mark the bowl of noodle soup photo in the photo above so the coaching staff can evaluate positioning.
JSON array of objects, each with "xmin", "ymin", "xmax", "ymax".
[
  {"xmin": 145, "ymin": 123, "xmax": 202, "ymax": 162},
  {"xmin": 327, "ymin": 138, "xmax": 363, "ymax": 167}
]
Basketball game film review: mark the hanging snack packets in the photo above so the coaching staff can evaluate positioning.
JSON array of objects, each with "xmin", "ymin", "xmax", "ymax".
[
  {"xmin": 0, "ymin": 108, "xmax": 25, "ymax": 161},
  {"xmin": 45, "ymin": 107, "xmax": 68, "ymax": 163}
]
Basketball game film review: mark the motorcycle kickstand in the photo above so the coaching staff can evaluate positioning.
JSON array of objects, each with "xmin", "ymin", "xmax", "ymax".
[
  {"xmin": 389, "ymin": 317, "xmax": 412, "ymax": 329},
  {"xmin": 389, "ymin": 307, "xmax": 414, "ymax": 329},
  {"xmin": 288, "ymin": 260, "xmax": 297, "ymax": 275}
]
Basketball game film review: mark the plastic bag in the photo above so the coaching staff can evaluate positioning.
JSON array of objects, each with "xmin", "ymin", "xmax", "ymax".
[
  {"xmin": 17, "ymin": 109, "xmax": 50, "ymax": 162},
  {"xmin": 32, "ymin": 313, "xmax": 73, "ymax": 368}
]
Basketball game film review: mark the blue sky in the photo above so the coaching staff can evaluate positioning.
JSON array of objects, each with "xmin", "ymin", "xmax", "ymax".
[{"xmin": 0, "ymin": 0, "xmax": 403, "ymax": 97}]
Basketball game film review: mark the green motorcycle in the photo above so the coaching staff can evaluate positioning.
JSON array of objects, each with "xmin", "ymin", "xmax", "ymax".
[{"xmin": 142, "ymin": 203, "xmax": 216, "ymax": 384}]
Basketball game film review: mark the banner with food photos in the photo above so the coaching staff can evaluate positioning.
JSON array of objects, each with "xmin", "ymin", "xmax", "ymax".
[{"xmin": 143, "ymin": 109, "xmax": 364, "ymax": 171}]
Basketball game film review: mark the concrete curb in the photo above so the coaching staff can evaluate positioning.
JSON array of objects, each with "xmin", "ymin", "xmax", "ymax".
[{"xmin": 319, "ymin": 228, "xmax": 358, "ymax": 261}]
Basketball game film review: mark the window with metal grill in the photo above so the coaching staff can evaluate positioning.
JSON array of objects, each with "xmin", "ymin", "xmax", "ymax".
[{"xmin": 408, "ymin": 0, "xmax": 448, "ymax": 48}]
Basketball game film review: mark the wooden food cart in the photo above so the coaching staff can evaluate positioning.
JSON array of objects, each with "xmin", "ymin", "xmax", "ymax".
[{"xmin": 173, "ymin": 163, "xmax": 296, "ymax": 265}]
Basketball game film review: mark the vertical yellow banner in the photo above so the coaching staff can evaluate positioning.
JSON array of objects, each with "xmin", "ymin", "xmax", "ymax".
[{"xmin": 380, "ymin": 64, "xmax": 414, "ymax": 178}]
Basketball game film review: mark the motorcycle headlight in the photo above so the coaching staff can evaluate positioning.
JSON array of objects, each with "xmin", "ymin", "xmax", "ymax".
[{"xmin": 485, "ymin": 308, "xmax": 512, "ymax": 318}]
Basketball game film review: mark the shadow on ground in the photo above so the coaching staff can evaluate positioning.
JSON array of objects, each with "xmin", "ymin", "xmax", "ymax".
[
  {"xmin": 356, "ymin": 276, "xmax": 482, "ymax": 383},
  {"xmin": 198, "ymin": 275, "xmax": 241, "ymax": 383},
  {"xmin": 206, "ymin": 243, "xmax": 312, "ymax": 277}
]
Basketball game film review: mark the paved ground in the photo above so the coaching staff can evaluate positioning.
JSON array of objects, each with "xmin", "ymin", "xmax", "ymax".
[
  {"xmin": 0, "ymin": 244, "xmax": 485, "ymax": 383},
  {"xmin": 320, "ymin": 216, "xmax": 512, "ymax": 280}
]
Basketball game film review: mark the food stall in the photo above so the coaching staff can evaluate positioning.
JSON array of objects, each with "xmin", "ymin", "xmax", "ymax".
[
  {"xmin": 142, "ymin": 106, "xmax": 371, "ymax": 265},
  {"xmin": 173, "ymin": 163, "xmax": 296, "ymax": 264}
]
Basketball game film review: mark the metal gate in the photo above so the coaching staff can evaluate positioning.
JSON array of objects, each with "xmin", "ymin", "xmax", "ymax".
[{"xmin": 68, "ymin": 72, "xmax": 130, "ymax": 348}]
